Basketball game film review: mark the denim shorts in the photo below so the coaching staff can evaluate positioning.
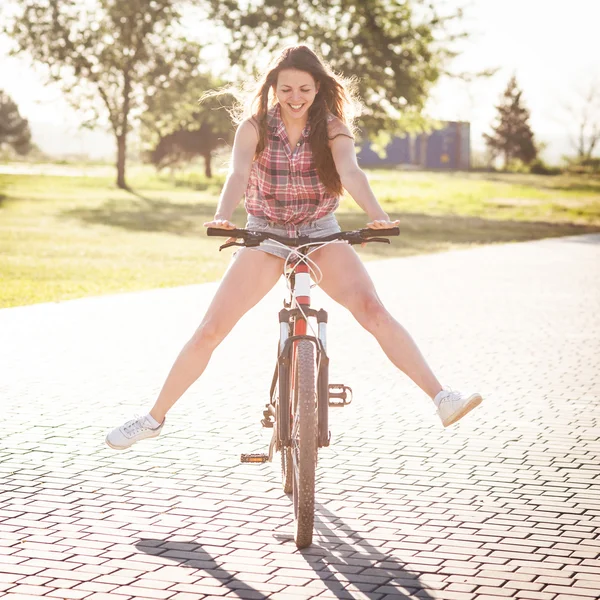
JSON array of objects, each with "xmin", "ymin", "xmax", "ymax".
[{"xmin": 245, "ymin": 213, "xmax": 342, "ymax": 261}]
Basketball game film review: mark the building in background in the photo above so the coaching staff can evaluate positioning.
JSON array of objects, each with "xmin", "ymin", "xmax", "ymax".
[{"xmin": 357, "ymin": 121, "xmax": 471, "ymax": 169}]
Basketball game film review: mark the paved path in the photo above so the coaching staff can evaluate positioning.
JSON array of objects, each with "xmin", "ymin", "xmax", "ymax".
[{"xmin": 1, "ymin": 235, "xmax": 599, "ymax": 600}]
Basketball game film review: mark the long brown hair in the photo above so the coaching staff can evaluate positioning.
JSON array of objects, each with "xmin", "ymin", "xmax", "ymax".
[{"xmin": 249, "ymin": 46, "xmax": 358, "ymax": 196}]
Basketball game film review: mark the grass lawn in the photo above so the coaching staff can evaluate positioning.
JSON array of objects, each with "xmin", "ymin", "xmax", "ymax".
[{"xmin": 1, "ymin": 165, "xmax": 599, "ymax": 308}]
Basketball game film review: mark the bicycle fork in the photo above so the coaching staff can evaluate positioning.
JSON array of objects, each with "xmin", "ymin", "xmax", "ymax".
[{"xmin": 240, "ymin": 261, "xmax": 353, "ymax": 464}]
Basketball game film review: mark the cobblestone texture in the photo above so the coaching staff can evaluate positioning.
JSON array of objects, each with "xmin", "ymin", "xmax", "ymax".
[{"xmin": 1, "ymin": 234, "xmax": 599, "ymax": 600}]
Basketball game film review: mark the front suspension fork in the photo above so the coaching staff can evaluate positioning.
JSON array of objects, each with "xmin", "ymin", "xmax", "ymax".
[{"xmin": 276, "ymin": 307, "xmax": 330, "ymax": 448}]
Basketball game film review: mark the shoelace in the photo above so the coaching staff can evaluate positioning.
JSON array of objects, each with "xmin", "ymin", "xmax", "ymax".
[
  {"xmin": 439, "ymin": 388, "xmax": 461, "ymax": 405},
  {"xmin": 447, "ymin": 392, "xmax": 462, "ymax": 403},
  {"xmin": 122, "ymin": 415, "xmax": 150, "ymax": 437}
]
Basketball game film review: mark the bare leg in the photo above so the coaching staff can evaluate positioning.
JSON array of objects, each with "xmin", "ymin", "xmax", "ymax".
[
  {"xmin": 149, "ymin": 249, "xmax": 284, "ymax": 422},
  {"xmin": 311, "ymin": 243, "xmax": 442, "ymax": 399}
]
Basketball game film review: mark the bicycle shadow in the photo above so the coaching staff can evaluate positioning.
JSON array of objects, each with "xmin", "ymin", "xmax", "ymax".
[
  {"xmin": 135, "ymin": 538, "xmax": 269, "ymax": 599},
  {"xmin": 135, "ymin": 505, "xmax": 436, "ymax": 600},
  {"xmin": 301, "ymin": 503, "xmax": 436, "ymax": 599}
]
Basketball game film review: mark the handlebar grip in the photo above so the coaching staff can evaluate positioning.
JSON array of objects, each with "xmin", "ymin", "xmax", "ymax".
[
  {"xmin": 361, "ymin": 227, "xmax": 400, "ymax": 238},
  {"xmin": 206, "ymin": 227, "xmax": 243, "ymax": 237}
]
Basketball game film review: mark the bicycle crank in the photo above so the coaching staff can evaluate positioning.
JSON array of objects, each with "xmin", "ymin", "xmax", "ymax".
[{"xmin": 241, "ymin": 426, "xmax": 278, "ymax": 464}]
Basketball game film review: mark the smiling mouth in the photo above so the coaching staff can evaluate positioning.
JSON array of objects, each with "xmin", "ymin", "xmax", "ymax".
[{"xmin": 289, "ymin": 103, "xmax": 305, "ymax": 111}]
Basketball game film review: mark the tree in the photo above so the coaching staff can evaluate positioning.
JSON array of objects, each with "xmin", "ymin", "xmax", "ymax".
[
  {"xmin": 0, "ymin": 90, "xmax": 32, "ymax": 155},
  {"xmin": 149, "ymin": 124, "xmax": 226, "ymax": 177},
  {"xmin": 484, "ymin": 76, "xmax": 537, "ymax": 167},
  {"xmin": 141, "ymin": 73, "xmax": 235, "ymax": 178},
  {"xmin": 206, "ymin": 0, "xmax": 466, "ymax": 137},
  {"xmin": 564, "ymin": 82, "xmax": 600, "ymax": 161},
  {"xmin": 5, "ymin": 0, "xmax": 203, "ymax": 189}
]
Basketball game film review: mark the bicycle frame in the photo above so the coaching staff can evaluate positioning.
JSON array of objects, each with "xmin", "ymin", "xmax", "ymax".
[
  {"xmin": 207, "ymin": 224, "xmax": 397, "ymax": 465},
  {"xmin": 273, "ymin": 252, "xmax": 330, "ymax": 454},
  {"xmin": 209, "ymin": 224, "xmax": 397, "ymax": 547}
]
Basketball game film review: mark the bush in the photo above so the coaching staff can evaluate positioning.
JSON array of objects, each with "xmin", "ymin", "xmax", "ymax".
[
  {"xmin": 564, "ymin": 156, "xmax": 600, "ymax": 175},
  {"xmin": 505, "ymin": 159, "xmax": 530, "ymax": 173},
  {"xmin": 529, "ymin": 159, "xmax": 561, "ymax": 176},
  {"xmin": 580, "ymin": 158, "xmax": 600, "ymax": 173}
]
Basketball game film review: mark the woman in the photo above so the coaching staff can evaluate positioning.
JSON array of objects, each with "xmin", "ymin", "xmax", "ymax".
[{"xmin": 106, "ymin": 45, "xmax": 482, "ymax": 450}]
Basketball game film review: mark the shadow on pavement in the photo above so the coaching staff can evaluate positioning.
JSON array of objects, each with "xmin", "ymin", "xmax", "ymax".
[
  {"xmin": 301, "ymin": 503, "xmax": 436, "ymax": 600},
  {"xmin": 135, "ymin": 538, "xmax": 269, "ymax": 599},
  {"xmin": 136, "ymin": 503, "xmax": 435, "ymax": 599}
]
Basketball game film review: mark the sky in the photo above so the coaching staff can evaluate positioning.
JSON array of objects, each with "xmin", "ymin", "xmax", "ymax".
[
  {"xmin": 426, "ymin": 0, "xmax": 600, "ymax": 162},
  {"xmin": 1, "ymin": 0, "xmax": 599, "ymax": 163}
]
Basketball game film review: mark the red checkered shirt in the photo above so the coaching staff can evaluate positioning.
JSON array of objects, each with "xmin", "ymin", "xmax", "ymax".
[{"xmin": 245, "ymin": 104, "xmax": 339, "ymax": 235}]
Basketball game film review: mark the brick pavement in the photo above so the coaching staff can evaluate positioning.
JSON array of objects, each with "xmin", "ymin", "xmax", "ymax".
[{"xmin": 1, "ymin": 234, "xmax": 599, "ymax": 600}]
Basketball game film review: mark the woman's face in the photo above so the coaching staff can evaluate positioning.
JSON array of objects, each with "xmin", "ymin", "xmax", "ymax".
[{"xmin": 274, "ymin": 68, "xmax": 319, "ymax": 122}]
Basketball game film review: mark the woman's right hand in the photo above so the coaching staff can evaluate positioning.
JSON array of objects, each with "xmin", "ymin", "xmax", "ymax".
[
  {"xmin": 204, "ymin": 217, "xmax": 238, "ymax": 245},
  {"xmin": 203, "ymin": 217, "xmax": 237, "ymax": 230}
]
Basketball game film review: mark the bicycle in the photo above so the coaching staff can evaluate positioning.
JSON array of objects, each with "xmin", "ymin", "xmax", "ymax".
[{"xmin": 207, "ymin": 225, "xmax": 400, "ymax": 548}]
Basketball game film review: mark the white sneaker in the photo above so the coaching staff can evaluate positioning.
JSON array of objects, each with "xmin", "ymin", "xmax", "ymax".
[
  {"xmin": 105, "ymin": 415, "xmax": 164, "ymax": 450},
  {"xmin": 435, "ymin": 388, "xmax": 483, "ymax": 427}
]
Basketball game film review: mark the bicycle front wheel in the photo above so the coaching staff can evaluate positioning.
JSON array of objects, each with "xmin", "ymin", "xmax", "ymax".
[{"xmin": 292, "ymin": 340, "xmax": 318, "ymax": 549}]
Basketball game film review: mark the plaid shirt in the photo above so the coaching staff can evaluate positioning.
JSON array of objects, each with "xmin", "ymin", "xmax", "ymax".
[{"xmin": 245, "ymin": 104, "xmax": 339, "ymax": 235}]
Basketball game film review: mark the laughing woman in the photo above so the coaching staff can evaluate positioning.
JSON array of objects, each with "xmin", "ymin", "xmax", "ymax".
[{"xmin": 106, "ymin": 45, "xmax": 482, "ymax": 450}]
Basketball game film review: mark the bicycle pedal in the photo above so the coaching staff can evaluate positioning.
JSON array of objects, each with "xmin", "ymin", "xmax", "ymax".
[
  {"xmin": 240, "ymin": 453, "xmax": 269, "ymax": 464},
  {"xmin": 261, "ymin": 407, "xmax": 275, "ymax": 428},
  {"xmin": 328, "ymin": 384, "xmax": 353, "ymax": 407}
]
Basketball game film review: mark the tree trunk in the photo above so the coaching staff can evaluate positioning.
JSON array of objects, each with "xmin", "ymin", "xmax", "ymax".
[
  {"xmin": 586, "ymin": 129, "xmax": 599, "ymax": 160},
  {"xmin": 204, "ymin": 152, "xmax": 212, "ymax": 178},
  {"xmin": 116, "ymin": 69, "xmax": 132, "ymax": 190},
  {"xmin": 116, "ymin": 134, "xmax": 127, "ymax": 189}
]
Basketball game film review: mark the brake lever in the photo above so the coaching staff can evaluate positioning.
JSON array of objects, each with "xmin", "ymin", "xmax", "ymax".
[
  {"xmin": 219, "ymin": 241, "xmax": 245, "ymax": 251},
  {"xmin": 219, "ymin": 240, "xmax": 262, "ymax": 251},
  {"xmin": 355, "ymin": 237, "xmax": 391, "ymax": 245}
]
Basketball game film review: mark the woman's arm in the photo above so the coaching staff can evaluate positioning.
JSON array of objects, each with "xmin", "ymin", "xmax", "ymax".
[
  {"xmin": 204, "ymin": 119, "xmax": 259, "ymax": 229},
  {"xmin": 329, "ymin": 120, "xmax": 399, "ymax": 228}
]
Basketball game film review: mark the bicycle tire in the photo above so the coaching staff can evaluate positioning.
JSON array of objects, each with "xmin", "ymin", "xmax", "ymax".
[{"xmin": 292, "ymin": 340, "xmax": 317, "ymax": 549}]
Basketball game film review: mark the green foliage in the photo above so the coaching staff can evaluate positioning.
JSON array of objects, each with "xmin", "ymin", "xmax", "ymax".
[
  {"xmin": 3, "ymin": 168, "xmax": 599, "ymax": 307},
  {"xmin": 484, "ymin": 76, "xmax": 537, "ymax": 167},
  {"xmin": 564, "ymin": 156, "xmax": 600, "ymax": 175},
  {"xmin": 142, "ymin": 73, "xmax": 228, "ymax": 142},
  {"xmin": 529, "ymin": 159, "xmax": 561, "ymax": 176},
  {"xmin": 0, "ymin": 90, "xmax": 32, "ymax": 155},
  {"xmin": 5, "ymin": 0, "xmax": 203, "ymax": 188},
  {"xmin": 140, "ymin": 73, "xmax": 235, "ymax": 177},
  {"xmin": 206, "ymin": 0, "xmax": 465, "ymax": 137}
]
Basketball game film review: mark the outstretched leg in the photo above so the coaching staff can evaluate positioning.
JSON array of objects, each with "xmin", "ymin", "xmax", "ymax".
[
  {"xmin": 107, "ymin": 248, "xmax": 285, "ymax": 449},
  {"xmin": 311, "ymin": 242, "xmax": 443, "ymax": 399},
  {"xmin": 311, "ymin": 242, "xmax": 482, "ymax": 427},
  {"xmin": 149, "ymin": 248, "xmax": 284, "ymax": 422}
]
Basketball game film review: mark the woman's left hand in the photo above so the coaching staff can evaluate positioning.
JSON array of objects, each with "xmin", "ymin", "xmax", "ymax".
[{"xmin": 366, "ymin": 218, "xmax": 400, "ymax": 229}]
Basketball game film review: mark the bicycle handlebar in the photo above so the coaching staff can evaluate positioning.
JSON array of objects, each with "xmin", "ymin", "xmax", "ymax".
[{"xmin": 206, "ymin": 226, "xmax": 400, "ymax": 249}]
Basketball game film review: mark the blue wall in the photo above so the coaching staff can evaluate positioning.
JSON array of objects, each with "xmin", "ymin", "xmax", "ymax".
[{"xmin": 357, "ymin": 121, "xmax": 470, "ymax": 169}]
